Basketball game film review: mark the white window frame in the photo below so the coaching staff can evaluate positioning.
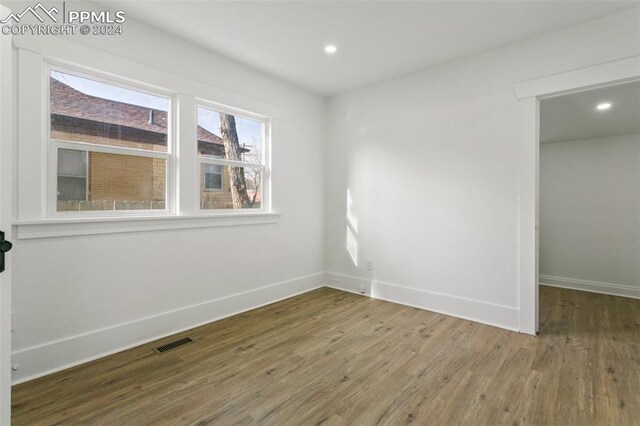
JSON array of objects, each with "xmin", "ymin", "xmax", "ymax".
[
  {"xmin": 195, "ymin": 99, "xmax": 271, "ymax": 214},
  {"xmin": 45, "ymin": 61, "xmax": 177, "ymax": 218},
  {"xmin": 13, "ymin": 37, "xmax": 281, "ymax": 239}
]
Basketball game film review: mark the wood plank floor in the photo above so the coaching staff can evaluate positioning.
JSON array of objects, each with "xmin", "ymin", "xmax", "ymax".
[{"xmin": 12, "ymin": 286, "xmax": 640, "ymax": 425}]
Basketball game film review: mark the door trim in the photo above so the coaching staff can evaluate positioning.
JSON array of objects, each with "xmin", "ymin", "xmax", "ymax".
[
  {"xmin": 513, "ymin": 55, "xmax": 640, "ymax": 335},
  {"xmin": 0, "ymin": 5, "xmax": 14, "ymax": 423}
]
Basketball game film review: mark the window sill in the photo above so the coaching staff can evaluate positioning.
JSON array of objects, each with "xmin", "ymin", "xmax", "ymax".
[{"xmin": 13, "ymin": 212, "xmax": 280, "ymax": 240}]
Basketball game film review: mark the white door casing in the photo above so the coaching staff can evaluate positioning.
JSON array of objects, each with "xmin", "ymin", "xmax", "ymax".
[
  {"xmin": 0, "ymin": 4, "xmax": 14, "ymax": 423},
  {"xmin": 513, "ymin": 55, "xmax": 640, "ymax": 335}
]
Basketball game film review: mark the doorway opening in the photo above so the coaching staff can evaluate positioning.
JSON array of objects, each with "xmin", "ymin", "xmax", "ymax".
[{"xmin": 537, "ymin": 80, "xmax": 640, "ymax": 334}]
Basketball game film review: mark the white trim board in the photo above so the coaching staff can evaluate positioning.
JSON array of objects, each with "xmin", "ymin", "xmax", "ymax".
[
  {"xmin": 327, "ymin": 272, "xmax": 520, "ymax": 332},
  {"xmin": 513, "ymin": 56, "xmax": 640, "ymax": 100},
  {"xmin": 0, "ymin": 5, "xmax": 14, "ymax": 422},
  {"xmin": 14, "ymin": 271, "xmax": 523, "ymax": 384},
  {"xmin": 540, "ymin": 275, "xmax": 640, "ymax": 299},
  {"xmin": 14, "ymin": 212, "xmax": 281, "ymax": 240},
  {"xmin": 12, "ymin": 272, "xmax": 327, "ymax": 384},
  {"xmin": 327, "ymin": 272, "xmax": 371, "ymax": 296},
  {"xmin": 373, "ymin": 280, "xmax": 519, "ymax": 332}
]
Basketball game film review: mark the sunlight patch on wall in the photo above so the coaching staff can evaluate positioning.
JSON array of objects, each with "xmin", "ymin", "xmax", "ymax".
[
  {"xmin": 346, "ymin": 225, "xmax": 358, "ymax": 267},
  {"xmin": 346, "ymin": 188, "xmax": 358, "ymax": 266},
  {"xmin": 346, "ymin": 188, "xmax": 358, "ymax": 232}
]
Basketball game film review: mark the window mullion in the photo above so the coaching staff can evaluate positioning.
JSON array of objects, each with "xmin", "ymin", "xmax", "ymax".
[
  {"xmin": 198, "ymin": 157, "xmax": 263, "ymax": 169},
  {"xmin": 177, "ymin": 94, "xmax": 198, "ymax": 215},
  {"xmin": 51, "ymin": 139, "xmax": 170, "ymax": 160}
]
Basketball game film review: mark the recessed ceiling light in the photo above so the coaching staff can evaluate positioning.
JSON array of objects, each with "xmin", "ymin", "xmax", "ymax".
[
  {"xmin": 324, "ymin": 45, "xmax": 337, "ymax": 54},
  {"xmin": 596, "ymin": 102, "xmax": 612, "ymax": 110}
]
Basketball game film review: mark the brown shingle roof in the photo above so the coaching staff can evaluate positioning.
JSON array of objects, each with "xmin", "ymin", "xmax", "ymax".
[{"xmin": 50, "ymin": 77, "xmax": 225, "ymax": 148}]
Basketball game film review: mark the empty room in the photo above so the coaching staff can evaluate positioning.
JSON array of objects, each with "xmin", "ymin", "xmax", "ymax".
[{"xmin": 0, "ymin": 1, "xmax": 639, "ymax": 425}]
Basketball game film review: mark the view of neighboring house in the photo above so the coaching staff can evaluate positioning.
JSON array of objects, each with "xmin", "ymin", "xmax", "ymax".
[{"xmin": 50, "ymin": 77, "xmax": 248, "ymax": 211}]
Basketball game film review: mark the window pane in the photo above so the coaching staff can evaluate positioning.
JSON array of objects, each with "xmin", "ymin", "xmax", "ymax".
[
  {"xmin": 57, "ymin": 149, "xmax": 167, "ymax": 212},
  {"xmin": 57, "ymin": 149, "xmax": 87, "ymax": 202},
  {"xmin": 58, "ymin": 177, "xmax": 87, "ymax": 202},
  {"xmin": 197, "ymin": 106, "xmax": 263, "ymax": 163},
  {"xmin": 200, "ymin": 164, "xmax": 262, "ymax": 210},
  {"xmin": 50, "ymin": 70, "xmax": 170, "ymax": 152},
  {"xmin": 204, "ymin": 163, "xmax": 223, "ymax": 190},
  {"xmin": 58, "ymin": 148, "xmax": 87, "ymax": 177}
]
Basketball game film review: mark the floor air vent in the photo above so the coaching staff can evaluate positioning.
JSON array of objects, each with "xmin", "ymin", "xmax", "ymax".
[{"xmin": 154, "ymin": 337, "xmax": 193, "ymax": 354}]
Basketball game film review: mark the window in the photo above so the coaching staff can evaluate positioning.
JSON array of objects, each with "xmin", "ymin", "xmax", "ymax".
[
  {"xmin": 49, "ymin": 68, "xmax": 172, "ymax": 213},
  {"xmin": 37, "ymin": 58, "xmax": 272, "ymax": 225},
  {"xmin": 57, "ymin": 149, "xmax": 87, "ymax": 202},
  {"xmin": 16, "ymin": 50, "xmax": 279, "ymax": 238},
  {"xmin": 203, "ymin": 163, "xmax": 223, "ymax": 191},
  {"xmin": 197, "ymin": 104, "xmax": 267, "ymax": 211}
]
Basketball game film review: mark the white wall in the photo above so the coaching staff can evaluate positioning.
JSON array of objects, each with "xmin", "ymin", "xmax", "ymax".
[
  {"xmin": 325, "ymin": 9, "xmax": 640, "ymax": 330},
  {"xmin": 539, "ymin": 134, "xmax": 640, "ymax": 297},
  {"xmin": 11, "ymin": 16, "xmax": 326, "ymax": 382}
]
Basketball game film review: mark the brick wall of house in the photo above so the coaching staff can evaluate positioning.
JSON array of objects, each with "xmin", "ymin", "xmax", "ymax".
[
  {"xmin": 53, "ymin": 129, "xmax": 167, "ymax": 210},
  {"xmin": 199, "ymin": 165, "xmax": 262, "ymax": 210},
  {"xmin": 152, "ymin": 158, "xmax": 166, "ymax": 201},
  {"xmin": 52, "ymin": 129, "xmax": 237, "ymax": 211},
  {"xmin": 89, "ymin": 152, "xmax": 158, "ymax": 201}
]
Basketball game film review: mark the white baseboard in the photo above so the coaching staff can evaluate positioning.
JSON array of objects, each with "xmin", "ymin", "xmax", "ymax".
[
  {"xmin": 11, "ymin": 272, "xmax": 328, "ymax": 385},
  {"xmin": 539, "ymin": 275, "xmax": 640, "ymax": 299},
  {"xmin": 12, "ymin": 271, "xmax": 527, "ymax": 384},
  {"xmin": 327, "ymin": 272, "xmax": 519, "ymax": 332},
  {"xmin": 326, "ymin": 272, "xmax": 370, "ymax": 296}
]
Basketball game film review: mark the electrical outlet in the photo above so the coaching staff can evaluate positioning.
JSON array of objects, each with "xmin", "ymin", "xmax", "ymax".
[{"xmin": 365, "ymin": 259, "xmax": 373, "ymax": 270}]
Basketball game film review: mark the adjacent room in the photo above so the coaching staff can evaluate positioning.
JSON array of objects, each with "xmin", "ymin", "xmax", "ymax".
[
  {"xmin": 0, "ymin": 1, "xmax": 639, "ymax": 424},
  {"xmin": 539, "ymin": 81, "xmax": 640, "ymax": 301}
]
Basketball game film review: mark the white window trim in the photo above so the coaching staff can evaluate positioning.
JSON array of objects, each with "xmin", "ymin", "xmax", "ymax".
[
  {"xmin": 13, "ymin": 213, "xmax": 281, "ymax": 239},
  {"xmin": 13, "ymin": 38, "xmax": 281, "ymax": 239}
]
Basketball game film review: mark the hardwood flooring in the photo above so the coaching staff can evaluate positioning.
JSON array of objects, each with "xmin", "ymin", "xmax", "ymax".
[{"xmin": 11, "ymin": 286, "xmax": 640, "ymax": 425}]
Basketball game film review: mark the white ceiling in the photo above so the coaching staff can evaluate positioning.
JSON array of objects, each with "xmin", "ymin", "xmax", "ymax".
[
  {"xmin": 105, "ymin": 1, "xmax": 640, "ymax": 96},
  {"xmin": 540, "ymin": 80, "xmax": 640, "ymax": 143}
]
